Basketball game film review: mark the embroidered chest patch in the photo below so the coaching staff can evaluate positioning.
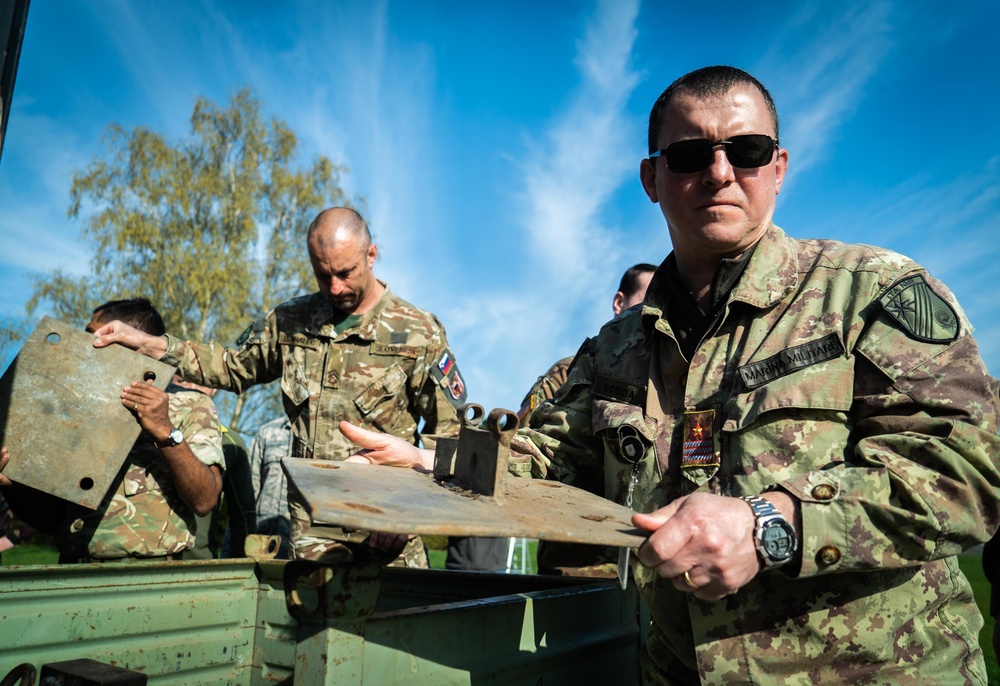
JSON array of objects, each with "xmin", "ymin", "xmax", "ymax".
[
  {"xmin": 681, "ymin": 410, "xmax": 719, "ymax": 469},
  {"xmin": 738, "ymin": 333, "xmax": 845, "ymax": 390},
  {"xmin": 593, "ymin": 374, "xmax": 646, "ymax": 405}
]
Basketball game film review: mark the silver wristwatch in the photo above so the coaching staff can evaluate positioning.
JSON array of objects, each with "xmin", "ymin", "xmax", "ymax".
[
  {"xmin": 159, "ymin": 427, "xmax": 185, "ymax": 448},
  {"xmin": 740, "ymin": 495, "xmax": 797, "ymax": 568}
]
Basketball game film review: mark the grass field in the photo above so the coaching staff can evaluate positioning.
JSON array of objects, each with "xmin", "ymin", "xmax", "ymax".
[{"xmin": 3, "ymin": 543, "xmax": 996, "ymax": 681}]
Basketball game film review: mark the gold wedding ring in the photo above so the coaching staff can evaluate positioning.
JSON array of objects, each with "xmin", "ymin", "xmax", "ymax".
[
  {"xmin": 682, "ymin": 570, "xmax": 699, "ymax": 589},
  {"xmin": 133, "ymin": 403, "xmax": 139, "ymax": 411}
]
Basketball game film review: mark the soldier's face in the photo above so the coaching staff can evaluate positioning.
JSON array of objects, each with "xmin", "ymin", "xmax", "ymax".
[
  {"xmin": 309, "ymin": 237, "xmax": 378, "ymax": 313},
  {"xmin": 639, "ymin": 85, "xmax": 787, "ymax": 266}
]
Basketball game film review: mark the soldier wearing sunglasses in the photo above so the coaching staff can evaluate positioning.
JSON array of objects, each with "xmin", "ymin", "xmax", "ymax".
[{"xmin": 338, "ymin": 65, "xmax": 1000, "ymax": 684}]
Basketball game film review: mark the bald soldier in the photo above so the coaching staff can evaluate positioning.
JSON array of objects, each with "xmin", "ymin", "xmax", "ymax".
[
  {"xmin": 338, "ymin": 67, "xmax": 1000, "ymax": 684},
  {"xmin": 93, "ymin": 207, "xmax": 467, "ymax": 565}
]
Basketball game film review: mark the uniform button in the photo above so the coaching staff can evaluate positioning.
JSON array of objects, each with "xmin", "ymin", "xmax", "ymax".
[
  {"xmin": 71, "ymin": 519, "xmax": 85, "ymax": 533},
  {"xmin": 817, "ymin": 546, "xmax": 841, "ymax": 566},
  {"xmin": 811, "ymin": 484, "xmax": 836, "ymax": 500}
]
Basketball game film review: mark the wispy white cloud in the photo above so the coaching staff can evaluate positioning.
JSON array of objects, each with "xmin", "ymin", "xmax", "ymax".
[
  {"xmin": 439, "ymin": 0, "xmax": 644, "ymax": 408},
  {"xmin": 0, "ymin": 104, "xmax": 91, "ymax": 279},
  {"xmin": 758, "ymin": 1, "xmax": 893, "ymax": 179}
]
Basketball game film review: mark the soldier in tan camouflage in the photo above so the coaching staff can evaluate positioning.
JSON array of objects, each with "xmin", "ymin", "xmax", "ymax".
[
  {"xmin": 0, "ymin": 298, "xmax": 224, "ymax": 562},
  {"xmin": 338, "ymin": 66, "xmax": 1000, "ymax": 685},
  {"xmin": 92, "ymin": 208, "xmax": 467, "ymax": 566}
]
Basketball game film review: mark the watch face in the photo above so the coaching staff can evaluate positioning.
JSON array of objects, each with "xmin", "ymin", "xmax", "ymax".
[{"xmin": 761, "ymin": 520, "xmax": 795, "ymax": 561}]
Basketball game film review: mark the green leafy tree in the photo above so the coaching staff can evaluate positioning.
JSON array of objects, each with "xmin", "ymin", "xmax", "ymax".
[{"xmin": 26, "ymin": 87, "xmax": 360, "ymax": 434}]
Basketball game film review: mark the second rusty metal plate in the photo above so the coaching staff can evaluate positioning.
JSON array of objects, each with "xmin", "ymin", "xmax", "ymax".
[
  {"xmin": 0, "ymin": 316, "xmax": 175, "ymax": 508},
  {"xmin": 283, "ymin": 458, "xmax": 647, "ymax": 548}
]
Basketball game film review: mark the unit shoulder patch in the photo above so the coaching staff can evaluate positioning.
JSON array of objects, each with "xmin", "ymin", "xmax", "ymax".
[
  {"xmin": 235, "ymin": 318, "xmax": 265, "ymax": 348},
  {"xmin": 878, "ymin": 274, "xmax": 959, "ymax": 343},
  {"xmin": 430, "ymin": 349, "xmax": 467, "ymax": 409}
]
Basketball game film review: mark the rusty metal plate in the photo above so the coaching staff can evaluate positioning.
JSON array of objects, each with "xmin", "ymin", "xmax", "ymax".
[
  {"xmin": 0, "ymin": 316, "xmax": 174, "ymax": 508},
  {"xmin": 283, "ymin": 458, "xmax": 647, "ymax": 548}
]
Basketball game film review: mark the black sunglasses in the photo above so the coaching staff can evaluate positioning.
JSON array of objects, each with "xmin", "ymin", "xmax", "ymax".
[{"xmin": 649, "ymin": 134, "xmax": 778, "ymax": 173}]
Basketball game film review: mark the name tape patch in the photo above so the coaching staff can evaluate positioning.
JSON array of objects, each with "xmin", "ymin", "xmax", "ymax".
[
  {"xmin": 593, "ymin": 374, "xmax": 646, "ymax": 405},
  {"xmin": 739, "ymin": 333, "xmax": 845, "ymax": 390}
]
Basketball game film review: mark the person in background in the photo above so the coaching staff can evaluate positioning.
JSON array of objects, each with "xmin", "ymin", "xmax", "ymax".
[
  {"xmin": 248, "ymin": 416, "xmax": 293, "ymax": 559},
  {"xmin": 90, "ymin": 208, "xmax": 467, "ymax": 566}
]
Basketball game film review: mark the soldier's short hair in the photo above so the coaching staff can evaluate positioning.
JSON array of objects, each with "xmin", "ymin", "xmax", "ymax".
[
  {"xmin": 92, "ymin": 298, "xmax": 166, "ymax": 336},
  {"xmin": 618, "ymin": 263, "xmax": 657, "ymax": 300},
  {"xmin": 647, "ymin": 66, "xmax": 779, "ymax": 154},
  {"xmin": 307, "ymin": 207, "xmax": 372, "ymax": 248}
]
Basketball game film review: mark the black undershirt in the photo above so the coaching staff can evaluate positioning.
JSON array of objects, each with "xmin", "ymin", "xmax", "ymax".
[{"xmin": 660, "ymin": 245, "xmax": 757, "ymax": 360}]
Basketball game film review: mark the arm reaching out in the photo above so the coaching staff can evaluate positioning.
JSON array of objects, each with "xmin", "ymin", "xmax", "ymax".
[
  {"xmin": 93, "ymin": 320, "xmax": 169, "ymax": 359},
  {"xmin": 339, "ymin": 421, "xmax": 434, "ymax": 471}
]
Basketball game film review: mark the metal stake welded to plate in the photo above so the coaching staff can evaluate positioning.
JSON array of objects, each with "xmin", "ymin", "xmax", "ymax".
[{"xmin": 433, "ymin": 404, "xmax": 518, "ymax": 501}]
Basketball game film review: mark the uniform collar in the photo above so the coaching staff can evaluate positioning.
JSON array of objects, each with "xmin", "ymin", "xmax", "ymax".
[
  {"xmin": 640, "ymin": 224, "xmax": 797, "ymax": 343},
  {"xmin": 305, "ymin": 280, "xmax": 393, "ymax": 340}
]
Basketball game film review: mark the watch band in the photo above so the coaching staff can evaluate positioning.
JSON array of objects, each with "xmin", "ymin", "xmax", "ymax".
[
  {"xmin": 159, "ymin": 427, "xmax": 185, "ymax": 448},
  {"xmin": 740, "ymin": 495, "xmax": 797, "ymax": 568}
]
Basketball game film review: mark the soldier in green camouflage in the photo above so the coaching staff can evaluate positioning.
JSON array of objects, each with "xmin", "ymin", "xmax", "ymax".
[
  {"xmin": 338, "ymin": 66, "xmax": 1000, "ymax": 684},
  {"xmin": 92, "ymin": 208, "xmax": 467, "ymax": 566}
]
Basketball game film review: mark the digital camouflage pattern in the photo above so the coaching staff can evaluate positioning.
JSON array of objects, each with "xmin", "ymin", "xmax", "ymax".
[
  {"xmin": 161, "ymin": 283, "xmax": 463, "ymax": 566},
  {"xmin": 249, "ymin": 416, "xmax": 292, "ymax": 558},
  {"xmin": 511, "ymin": 225, "xmax": 1000, "ymax": 685},
  {"xmin": 56, "ymin": 384, "xmax": 225, "ymax": 559}
]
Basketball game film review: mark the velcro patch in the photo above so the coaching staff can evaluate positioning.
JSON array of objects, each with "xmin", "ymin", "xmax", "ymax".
[
  {"xmin": 593, "ymin": 374, "xmax": 646, "ymax": 405},
  {"xmin": 236, "ymin": 318, "xmax": 265, "ymax": 347},
  {"xmin": 390, "ymin": 331, "xmax": 409, "ymax": 345},
  {"xmin": 681, "ymin": 410, "xmax": 718, "ymax": 469},
  {"xmin": 370, "ymin": 343, "xmax": 421, "ymax": 359},
  {"xmin": 430, "ymin": 348, "xmax": 467, "ymax": 410},
  {"xmin": 448, "ymin": 369, "xmax": 466, "ymax": 402},
  {"xmin": 739, "ymin": 333, "xmax": 845, "ymax": 390},
  {"xmin": 878, "ymin": 274, "xmax": 959, "ymax": 343}
]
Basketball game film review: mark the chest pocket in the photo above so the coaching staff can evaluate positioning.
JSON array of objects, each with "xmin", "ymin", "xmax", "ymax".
[
  {"xmin": 279, "ymin": 339, "xmax": 321, "ymax": 407},
  {"xmin": 725, "ymin": 355, "xmax": 855, "ymax": 480},
  {"xmin": 592, "ymin": 399, "xmax": 662, "ymax": 511},
  {"xmin": 354, "ymin": 363, "xmax": 408, "ymax": 415},
  {"xmin": 119, "ymin": 445, "xmax": 171, "ymax": 497},
  {"xmin": 727, "ymin": 354, "xmax": 855, "ymax": 430}
]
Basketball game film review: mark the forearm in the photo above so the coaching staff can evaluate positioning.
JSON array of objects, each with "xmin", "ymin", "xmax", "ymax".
[
  {"xmin": 161, "ymin": 334, "xmax": 281, "ymax": 394},
  {"xmin": 160, "ymin": 444, "xmax": 222, "ymax": 515}
]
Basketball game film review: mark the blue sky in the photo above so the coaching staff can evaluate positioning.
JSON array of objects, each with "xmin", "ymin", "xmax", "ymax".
[{"xmin": 1, "ymin": 0, "xmax": 998, "ymax": 418}]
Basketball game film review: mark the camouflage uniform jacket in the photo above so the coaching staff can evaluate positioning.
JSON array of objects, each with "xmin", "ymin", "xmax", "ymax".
[
  {"xmin": 160, "ymin": 283, "xmax": 466, "ymax": 461},
  {"xmin": 249, "ymin": 416, "xmax": 292, "ymax": 558},
  {"xmin": 517, "ymin": 355, "xmax": 574, "ymax": 421},
  {"xmin": 57, "ymin": 384, "xmax": 225, "ymax": 559},
  {"xmin": 511, "ymin": 225, "xmax": 1000, "ymax": 685}
]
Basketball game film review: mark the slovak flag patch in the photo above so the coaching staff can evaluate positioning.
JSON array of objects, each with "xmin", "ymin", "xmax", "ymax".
[{"xmin": 438, "ymin": 351, "xmax": 454, "ymax": 376}]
